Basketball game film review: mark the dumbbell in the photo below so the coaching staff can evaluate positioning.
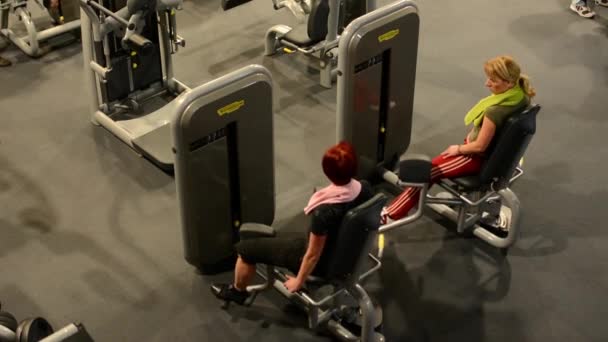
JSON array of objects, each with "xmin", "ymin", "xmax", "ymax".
[
  {"xmin": 0, "ymin": 310, "xmax": 18, "ymax": 342},
  {"xmin": 15, "ymin": 318, "xmax": 54, "ymax": 342}
]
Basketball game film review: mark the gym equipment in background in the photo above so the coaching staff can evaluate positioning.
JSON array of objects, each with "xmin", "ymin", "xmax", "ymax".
[
  {"xmin": 82, "ymin": 0, "xmax": 275, "ymax": 273},
  {"xmin": 0, "ymin": 0, "xmax": 80, "ymax": 56},
  {"xmin": 80, "ymin": 0, "xmax": 187, "ymax": 171},
  {"xmin": 264, "ymin": 0, "xmax": 374, "ymax": 88}
]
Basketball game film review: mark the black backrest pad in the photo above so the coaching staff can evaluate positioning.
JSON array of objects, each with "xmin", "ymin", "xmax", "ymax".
[
  {"xmin": 326, "ymin": 194, "xmax": 387, "ymax": 283},
  {"xmin": 478, "ymin": 104, "xmax": 540, "ymax": 186},
  {"xmin": 308, "ymin": 0, "xmax": 330, "ymax": 41}
]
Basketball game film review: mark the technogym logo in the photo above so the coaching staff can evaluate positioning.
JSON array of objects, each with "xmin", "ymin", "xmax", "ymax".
[
  {"xmin": 378, "ymin": 29, "xmax": 399, "ymax": 43},
  {"xmin": 217, "ymin": 100, "xmax": 245, "ymax": 116}
]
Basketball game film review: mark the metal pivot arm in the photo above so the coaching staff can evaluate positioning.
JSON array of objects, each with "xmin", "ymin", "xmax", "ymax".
[
  {"xmin": 378, "ymin": 181, "xmax": 428, "ymax": 233},
  {"xmin": 272, "ymin": 0, "xmax": 309, "ymax": 21},
  {"xmin": 83, "ymin": 0, "xmax": 153, "ymax": 54},
  {"xmin": 378, "ymin": 155, "xmax": 432, "ymax": 233},
  {"xmin": 83, "ymin": 0, "xmax": 129, "ymax": 25},
  {"xmin": 123, "ymin": 12, "xmax": 153, "ymax": 54}
]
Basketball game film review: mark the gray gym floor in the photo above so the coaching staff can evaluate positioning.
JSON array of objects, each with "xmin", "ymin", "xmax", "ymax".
[{"xmin": 1, "ymin": 0, "xmax": 607, "ymax": 340}]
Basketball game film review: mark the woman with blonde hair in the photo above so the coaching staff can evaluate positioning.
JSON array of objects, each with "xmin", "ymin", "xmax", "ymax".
[{"xmin": 381, "ymin": 55, "xmax": 536, "ymax": 227}]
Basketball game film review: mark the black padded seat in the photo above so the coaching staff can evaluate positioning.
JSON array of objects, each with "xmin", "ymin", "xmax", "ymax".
[
  {"xmin": 239, "ymin": 223, "xmax": 276, "ymax": 239},
  {"xmin": 450, "ymin": 175, "xmax": 482, "ymax": 191},
  {"xmin": 326, "ymin": 194, "xmax": 387, "ymax": 284},
  {"xmin": 442, "ymin": 104, "xmax": 540, "ymax": 194},
  {"xmin": 282, "ymin": 0, "xmax": 329, "ymax": 48},
  {"xmin": 282, "ymin": 26, "xmax": 321, "ymax": 47}
]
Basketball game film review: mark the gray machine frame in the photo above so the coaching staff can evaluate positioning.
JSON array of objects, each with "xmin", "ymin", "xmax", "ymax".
[
  {"xmin": 172, "ymin": 65, "xmax": 275, "ymax": 272},
  {"xmin": 80, "ymin": 0, "xmax": 188, "ymax": 171},
  {"xmin": 83, "ymin": 0, "xmax": 276, "ymax": 271},
  {"xmin": 265, "ymin": 0, "xmax": 376, "ymax": 88},
  {"xmin": 0, "ymin": 0, "xmax": 80, "ymax": 56},
  {"xmin": 424, "ymin": 170, "xmax": 523, "ymax": 248},
  {"xmin": 378, "ymin": 159, "xmax": 525, "ymax": 249}
]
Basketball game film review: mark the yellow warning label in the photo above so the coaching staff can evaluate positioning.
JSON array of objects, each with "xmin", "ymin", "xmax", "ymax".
[
  {"xmin": 217, "ymin": 100, "xmax": 245, "ymax": 116},
  {"xmin": 378, "ymin": 29, "xmax": 399, "ymax": 43}
]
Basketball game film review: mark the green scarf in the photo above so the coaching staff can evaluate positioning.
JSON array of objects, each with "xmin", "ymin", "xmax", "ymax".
[{"xmin": 464, "ymin": 84, "xmax": 524, "ymax": 126}]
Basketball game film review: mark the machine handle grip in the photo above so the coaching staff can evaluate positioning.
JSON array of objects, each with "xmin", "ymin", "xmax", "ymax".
[{"xmin": 126, "ymin": 33, "xmax": 153, "ymax": 55}]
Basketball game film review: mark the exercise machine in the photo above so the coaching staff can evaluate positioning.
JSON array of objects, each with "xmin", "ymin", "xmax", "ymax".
[
  {"xmin": 80, "ymin": 0, "xmax": 187, "ymax": 171},
  {"xmin": 172, "ymin": 65, "xmax": 275, "ymax": 274},
  {"xmin": 334, "ymin": 0, "xmax": 540, "ymax": 251},
  {"xmin": 201, "ymin": 2, "xmax": 419, "ymax": 340},
  {"xmin": 222, "ymin": 0, "xmax": 374, "ymax": 88},
  {"xmin": 238, "ymin": 193, "xmax": 387, "ymax": 342},
  {"xmin": 264, "ymin": 0, "xmax": 375, "ymax": 88},
  {"xmin": 0, "ymin": 0, "xmax": 80, "ymax": 56},
  {"xmin": 82, "ymin": 0, "xmax": 275, "ymax": 273}
]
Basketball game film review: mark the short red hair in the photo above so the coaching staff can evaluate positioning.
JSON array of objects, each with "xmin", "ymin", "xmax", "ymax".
[{"xmin": 322, "ymin": 141, "xmax": 358, "ymax": 185}]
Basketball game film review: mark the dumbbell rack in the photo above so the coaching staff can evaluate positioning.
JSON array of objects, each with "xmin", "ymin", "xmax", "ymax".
[{"xmin": 0, "ymin": 303, "xmax": 93, "ymax": 342}]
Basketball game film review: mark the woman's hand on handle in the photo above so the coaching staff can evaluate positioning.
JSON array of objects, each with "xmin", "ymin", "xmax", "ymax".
[{"xmin": 284, "ymin": 275, "xmax": 304, "ymax": 293}]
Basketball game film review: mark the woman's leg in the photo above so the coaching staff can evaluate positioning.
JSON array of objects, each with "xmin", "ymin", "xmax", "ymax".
[
  {"xmin": 212, "ymin": 232, "xmax": 307, "ymax": 303},
  {"xmin": 234, "ymin": 256, "xmax": 256, "ymax": 291},
  {"xmin": 384, "ymin": 153, "xmax": 484, "ymax": 220}
]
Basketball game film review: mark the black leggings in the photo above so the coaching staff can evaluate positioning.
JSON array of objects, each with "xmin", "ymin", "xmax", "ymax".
[{"xmin": 235, "ymin": 231, "xmax": 308, "ymax": 274}]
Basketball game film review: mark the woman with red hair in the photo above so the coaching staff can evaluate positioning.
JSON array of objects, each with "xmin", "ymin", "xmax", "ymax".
[{"xmin": 211, "ymin": 141, "xmax": 373, "ymax": 304}]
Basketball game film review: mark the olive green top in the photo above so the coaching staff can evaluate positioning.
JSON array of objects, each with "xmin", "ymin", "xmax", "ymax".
[{"xmin": 468, "ymin": 96, "xmax": 529, "ymax": 143}]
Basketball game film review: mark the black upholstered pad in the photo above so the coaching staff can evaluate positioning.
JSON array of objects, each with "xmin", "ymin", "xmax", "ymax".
[
  {"xmin": 326, "ymin": 194, "xmax": 387, "ymax": 283},
  {"xmin": 282, "ymin": 26, "xmax": 320, "ymax": 47},
  {"xmin": 450, "ymin": 176, "xmax": 482, "ymax": 191},
  {"xmin": 239, "ymin": 223, "xmax": 276, "ymax": 239}
]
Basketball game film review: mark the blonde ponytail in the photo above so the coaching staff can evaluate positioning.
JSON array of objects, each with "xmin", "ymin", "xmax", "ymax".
[{"xmin": 518, "ymin": 73, "xmax": 536, "ymax": 98}]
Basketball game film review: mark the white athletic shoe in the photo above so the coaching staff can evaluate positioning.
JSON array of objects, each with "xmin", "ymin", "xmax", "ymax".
[
  {"xmin": 480, "ymin": 206, "xmax": 511, "ymax": 234},
  {"xmin": 570, "ymin": 2, "xmax": 596, "ymax": 18},
  {"xmin": 496, "ymin": 207, "xmax": 512, "ymax": 233},
  {"xmin": 596, "ymin": 0, "xmax": 608, "ymax": 7},
  {"xmin": 380, "ymin": 207, "xmax": 395, "ymax": 225}
]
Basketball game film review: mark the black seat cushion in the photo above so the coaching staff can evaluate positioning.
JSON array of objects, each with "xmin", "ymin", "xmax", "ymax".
[
  {"xmin": 282, "ymin": 0, "xmax": 329, "ymax": 47},
  {"xmin": 282, "ymin": 26, "xmax": 318, "ymax": 47},
  {"xmin": 307, "ymin": 0, "xmax": 330, "ymax": 42},
  {"xmin": 450, "ymin": 175, "xmax": 482, "ymax": 191}
]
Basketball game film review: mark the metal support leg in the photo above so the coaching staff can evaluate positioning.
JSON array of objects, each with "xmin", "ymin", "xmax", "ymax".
[
  {"xmin": 350, "ymin": 283, "xmax": 383, "ymax": 342},
  {"xmin": 12, "ymin": 7, "xmax": 40, "ymax": 56},
  {"xmin": 472, "ymin": 188, "xmax": 520, "ymax": 248},
  {"xmin": 264, "ymin": 24, "xmax": 291, "ymax": 56}
]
